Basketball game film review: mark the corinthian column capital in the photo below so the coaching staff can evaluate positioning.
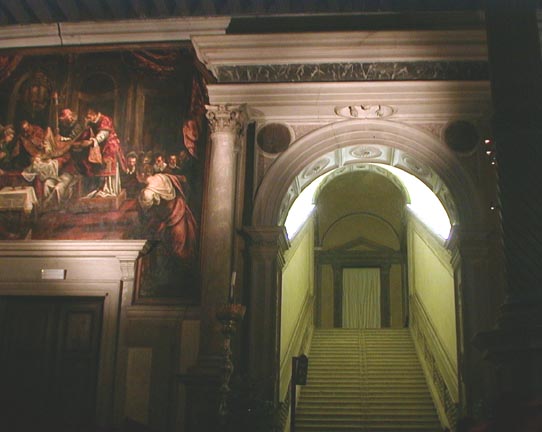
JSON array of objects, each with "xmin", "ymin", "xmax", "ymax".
[{"xmin": 205, "ymin": 104, "xmax": 246, "ymax": 135}]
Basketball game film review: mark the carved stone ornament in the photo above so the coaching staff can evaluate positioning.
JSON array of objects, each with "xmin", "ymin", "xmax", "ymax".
[
  {"xmin": 335, "ymin": 104, "xmax": 395, "ymax": 119},
  {"xmin": 205, "ymin": 104, "xmax": 246, "ymax": 135}
]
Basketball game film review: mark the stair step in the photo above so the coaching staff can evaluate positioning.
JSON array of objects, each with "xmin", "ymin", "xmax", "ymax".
[{"xmin": 296, "ymin": 329, "xmax": 442, "ymax": 432}]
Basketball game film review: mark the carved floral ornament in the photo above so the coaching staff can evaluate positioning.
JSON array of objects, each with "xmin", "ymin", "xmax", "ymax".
[
  {"xmin": 205, "ymin": 104, "xmax": 246, "ymax": 135},
  {"xmin": 335, "ymin": 104, "xmax": 395, "ymax": 119}
]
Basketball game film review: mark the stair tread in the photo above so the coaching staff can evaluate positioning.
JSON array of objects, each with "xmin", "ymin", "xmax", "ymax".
[{"xmin": 296, "ymin": 329, "xmax": 442, "ymax": 432}]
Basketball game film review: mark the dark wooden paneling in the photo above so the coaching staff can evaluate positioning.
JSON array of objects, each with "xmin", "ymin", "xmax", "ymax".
[{"xmin": 0, "ymin": 296, "xmax": 103, "ymax": 431}]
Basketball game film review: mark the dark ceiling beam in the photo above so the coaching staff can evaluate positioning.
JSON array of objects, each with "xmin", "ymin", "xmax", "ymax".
[
  {"xmin": 80, "ymin": 0, "xmax": 107, "ymax": 20},
  {"xmin": 201, "ymin": 0, "xmax": 216, "ymax": 14},
  {"xmin": 0, "ymin": 7, "xmax": 9, "ymax": 24},
  {"xmin": 106, "ymin": 0, "xmax": 130, "ymax": 19},
  {"xmin": 2, "ymin": 0, "xmax": 33, "ymax": 24},
  {"xmin": 54, "ymin": 0, "xmax": 80, "ymax": 21},
  {"xmin": 150, "ymin": 0, "xmax": 170, "ymax": 16},
  {"xmin": 224, "ymin": 0, "xmax": 241, "ymax": 14},
  {"xmin": 129, "ymin": 0, "xmax": 148, "ymax": 17},
  {"xmin": 25, "ymin": 0, "xmax": 54, "ymax": 22},
  {"xmin": 172, "ymin": 0, "xmax": 189, "ymax": 15},
  {"xmin": 250, "ymin": 0, "xmax": 265, "ymax": 13}
]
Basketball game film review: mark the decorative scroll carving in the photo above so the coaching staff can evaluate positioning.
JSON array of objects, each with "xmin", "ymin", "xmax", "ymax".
[
  {"xmin": 335, "ymin": 104, "xmax": 395, "ymax": 119},
  {"xmin": 206, "ymin": 104, "xmax": 246, "ymax": 136}
]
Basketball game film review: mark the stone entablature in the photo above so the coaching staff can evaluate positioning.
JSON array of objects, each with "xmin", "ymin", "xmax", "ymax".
[{"xmin": 192, "ymin": 30, "xmax": 488, "ymax": 79}]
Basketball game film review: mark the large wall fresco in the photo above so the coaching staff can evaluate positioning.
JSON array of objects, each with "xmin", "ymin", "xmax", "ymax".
[{"xmin": 0, "ymin": 48, "xmax": 208, "ymax": 302}]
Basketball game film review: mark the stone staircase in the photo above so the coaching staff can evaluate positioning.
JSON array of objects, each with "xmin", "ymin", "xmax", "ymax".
[{"xmin": 296, "ymin": 328, "xmax": 442, "ymax": 432}]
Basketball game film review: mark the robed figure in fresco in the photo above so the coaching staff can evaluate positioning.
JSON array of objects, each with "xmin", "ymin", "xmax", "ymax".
[
  {"xmin": 136, "ymin": 166, "xmax": 199, "ymax": 297},
  {"xmin": 138, "ymin": 169, "xmax": 197, "ymax": 261},
  {"xmin": 80, "ymin": 107, "xmax": 126, "ymax": 197}
]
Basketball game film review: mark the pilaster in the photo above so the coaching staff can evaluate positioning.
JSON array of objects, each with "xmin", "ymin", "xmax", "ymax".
[
  {"xmin": 449, "ymin": 228, "xmax": 496, "ymax": 418},
  {"xmin": 244, "ymin": 226, "xmax": 289, "ymax": 405}
]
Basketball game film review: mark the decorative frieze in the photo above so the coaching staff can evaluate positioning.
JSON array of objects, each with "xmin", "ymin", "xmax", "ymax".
[{"xmin": 216, "ymin": 61, "xmax": 488, "ymax": 83}]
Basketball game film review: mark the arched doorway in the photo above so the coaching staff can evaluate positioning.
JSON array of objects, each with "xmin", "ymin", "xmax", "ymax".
[{"xmin": 247, "ymin": 119, "xmax": 491, "ymax": 427}]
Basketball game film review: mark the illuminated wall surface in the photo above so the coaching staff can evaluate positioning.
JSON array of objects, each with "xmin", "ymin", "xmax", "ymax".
[
  {"xmin": 411, "ymin": 229, "xmax": 457, "ymax": 368},
  {"xmin": 285, "ymin": 164, "xmax": 451, "ymax": 241},
  {"xmin": 281, "ymin": 218, "xmax": 314, "ymax": 365}
]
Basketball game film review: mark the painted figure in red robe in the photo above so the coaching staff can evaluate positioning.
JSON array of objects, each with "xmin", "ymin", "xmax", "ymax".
[{"xmin": 80, "ymin": 107, "xmax": 126, "ymax": 197}]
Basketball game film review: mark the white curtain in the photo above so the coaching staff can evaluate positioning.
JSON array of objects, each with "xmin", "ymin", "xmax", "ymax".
[{"xmin": 342, "ymin": 267, "xmax": 381, "ymax": 328}]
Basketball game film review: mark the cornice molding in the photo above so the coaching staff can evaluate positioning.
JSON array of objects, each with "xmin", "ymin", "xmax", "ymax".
[
  {"xmin": 192, "ymin": 30, "xmax": 488, "ymax": 76},
  {"xmin": 207, "ymin": 81, "xmax": 491, "ymax": 122},
  {"xmin": 0, "ymin": 240, "xmax": 147, "ymax": 258},
  {"xmin": 0, "ymin": 17, "xmax": 230, "ymax": 49}
]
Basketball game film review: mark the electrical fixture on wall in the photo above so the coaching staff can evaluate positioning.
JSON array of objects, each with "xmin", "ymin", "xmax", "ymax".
[{"xmin": 483, "ymin": 137, "xmax": 497, "ymax": 166}]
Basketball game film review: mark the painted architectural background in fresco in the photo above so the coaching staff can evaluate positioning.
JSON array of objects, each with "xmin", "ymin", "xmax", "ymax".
[{"xmin": 0, "ymin": 49, "xmax": 208, "ymax": 301}]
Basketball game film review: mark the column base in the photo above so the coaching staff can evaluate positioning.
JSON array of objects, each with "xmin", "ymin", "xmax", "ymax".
[{"xmin": 180, "ymin": 355, "xmax": 222, "ymax": 432}]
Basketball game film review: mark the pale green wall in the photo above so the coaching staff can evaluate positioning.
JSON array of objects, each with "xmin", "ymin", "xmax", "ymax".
[
  {"xmin": 281, "ymin": 217, "xmax": 315, "ymax": 368},
  {"xmin": 410, "ymin": 228, "xmax": 457, "ymax": 368}
]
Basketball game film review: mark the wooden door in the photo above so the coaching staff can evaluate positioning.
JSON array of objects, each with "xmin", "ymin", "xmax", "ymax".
[{"xmin": 0, "ymin": 296, "xmax": 103, "ymax": 431}]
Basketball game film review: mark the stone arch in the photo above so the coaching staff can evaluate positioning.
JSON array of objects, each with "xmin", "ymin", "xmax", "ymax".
[
  {"xmin": 248, "ymin": 118, "xmax": 490, "ymax": 423},
  {"xmin": 252, "ymin": 119, "xmax": 486, "ymax": 231}
]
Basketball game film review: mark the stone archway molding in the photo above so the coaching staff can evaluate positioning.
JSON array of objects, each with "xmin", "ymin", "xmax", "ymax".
[{"xmin": 252, "ymin": 119, "xmax": 485, "ymax": 231}]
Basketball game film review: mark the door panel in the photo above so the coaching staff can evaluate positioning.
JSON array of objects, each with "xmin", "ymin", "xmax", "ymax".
[{"xmin": 0, "ymin": 296, "xmax": 103, "ymax": 431}]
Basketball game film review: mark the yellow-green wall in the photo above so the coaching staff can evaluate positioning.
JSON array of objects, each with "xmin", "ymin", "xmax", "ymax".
[
  {"xmin": 280, "ymin": 218, "xmax": 315, "ymax": 396},
  {"xmin": 410, "ymin": 227, "xmax": 457, "ymax": 368}
]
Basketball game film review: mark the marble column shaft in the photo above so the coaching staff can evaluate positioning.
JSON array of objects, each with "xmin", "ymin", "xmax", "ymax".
[
  {"xmin": 199, "ymin": 104, "xmax": 246, "ymax": 360},
  {"xmin": 182, "ymin": 105, "xmax": 246, "ymax": 432}
]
